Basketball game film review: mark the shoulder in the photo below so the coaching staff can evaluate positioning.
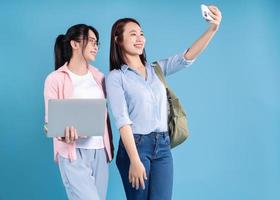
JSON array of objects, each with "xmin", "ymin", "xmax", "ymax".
[
  {"xmin": 45, "ymin": 70, "xmax": 63, "ymax": 84},
  {"xmin": 106, "ymin": 69, "xmax": 123, "ymax": 85},
  {"xmin": 107, "ymin": 69, "xmax": 122, "ymax": 80}
]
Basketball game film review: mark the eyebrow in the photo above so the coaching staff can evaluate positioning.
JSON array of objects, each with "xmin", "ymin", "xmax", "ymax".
[
  {"xmin": 88, "ymin": 36, "xmax": 97, "ymax": 40},
  {"xmin": 129, "ymin": 30, "xmax": 144, "ymax": 33}
]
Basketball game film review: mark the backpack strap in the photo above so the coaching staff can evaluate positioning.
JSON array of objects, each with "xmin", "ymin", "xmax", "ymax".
[{"xmin": 151, "ymin": 62, "xmax": 169, "ymax": 89}]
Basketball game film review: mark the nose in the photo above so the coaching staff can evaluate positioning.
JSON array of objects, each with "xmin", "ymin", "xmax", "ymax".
[
  {"xmin": 136, "ymin": 35, "xmax": 145, "ymax": 43},
  {"xmin": 93, "ymin": 43, "xmax": 98, "ymax": 51}
]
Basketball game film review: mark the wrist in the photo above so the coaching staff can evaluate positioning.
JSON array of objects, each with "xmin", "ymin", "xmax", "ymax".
[
  {"xmin": 209, "ymin": 24, "xmax": 219, "ymax": 32},
  {"xmin": 130, "ymin": 156, "xmax": 141, "ymax": 164}
]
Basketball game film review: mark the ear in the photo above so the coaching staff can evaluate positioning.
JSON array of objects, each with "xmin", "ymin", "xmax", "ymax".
[
  {"xmin": 70, "ymin": 40, "xmax": 79, "ymax": 50},
  {"xmin": 114, "ymin": 36, "xmax": 118, "ymax": 44}
]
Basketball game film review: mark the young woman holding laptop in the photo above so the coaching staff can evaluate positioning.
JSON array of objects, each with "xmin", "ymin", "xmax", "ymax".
[{"xmin": 44, "ymin": 24, "xmax": 114, "ymax": 200}]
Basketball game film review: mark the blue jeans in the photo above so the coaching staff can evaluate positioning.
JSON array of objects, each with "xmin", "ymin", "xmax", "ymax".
[{"xmin": 116, "ymin": 132, "xmax": 173, "ymax": 200}]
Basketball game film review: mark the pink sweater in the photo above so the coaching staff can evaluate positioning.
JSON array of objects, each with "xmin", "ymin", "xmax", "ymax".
[{"xmin": 44, "ymin": 63, "xmax": 114, "ymax": 162}]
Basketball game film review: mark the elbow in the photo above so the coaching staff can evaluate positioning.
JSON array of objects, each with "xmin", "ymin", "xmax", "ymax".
[{"xmin": 184, "ymin": 50, "xmax": 196, "ymax": 60}]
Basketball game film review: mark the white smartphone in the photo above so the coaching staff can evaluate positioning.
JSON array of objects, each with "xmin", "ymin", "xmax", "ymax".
[{"xmin": 201, "ymin": 4, "xmax": 214, "ymax": 21}]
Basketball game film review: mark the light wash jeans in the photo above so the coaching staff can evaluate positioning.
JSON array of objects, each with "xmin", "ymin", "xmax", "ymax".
[{"xmin": 58, "ymin": 148, "xmax": 109, "ymax": 200}]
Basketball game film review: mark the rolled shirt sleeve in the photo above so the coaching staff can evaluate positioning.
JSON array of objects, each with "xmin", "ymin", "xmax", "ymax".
[
  {"xmin": 106, "ymin": 70, "xmax": 133, "ymax": 130},
  {"xmin": 157, "ymin": 49, "xmax": 195, "ymax": 76}
]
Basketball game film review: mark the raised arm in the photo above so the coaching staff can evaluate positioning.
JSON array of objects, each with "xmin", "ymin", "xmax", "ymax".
[{"xmin": 185, "ymin": 5, "xmax": 222, "ymax": 60}]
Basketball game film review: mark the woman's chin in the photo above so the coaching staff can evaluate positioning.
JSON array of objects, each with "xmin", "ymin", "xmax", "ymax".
[
  {"xmin": 88, "ymin": 56, "xmax": 96, "ymax": 62},
  {"xmin": 133, "ymin": 50, "xmax": 144, "ymax": 56}
]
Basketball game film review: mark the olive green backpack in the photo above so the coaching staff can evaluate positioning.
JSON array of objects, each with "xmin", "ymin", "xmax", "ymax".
[{"xmin": 152, "ymin": 62, "xmax": 189, "ymax": 148}]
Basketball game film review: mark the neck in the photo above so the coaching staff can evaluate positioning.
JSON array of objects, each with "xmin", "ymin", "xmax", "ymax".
[
  {"xmin": 67, "ymin": 53, "xmax": 89, "ymax": 75},
  {"xmin": 124, "ymin": 54, "xmax": 144, "ymax": 69}
]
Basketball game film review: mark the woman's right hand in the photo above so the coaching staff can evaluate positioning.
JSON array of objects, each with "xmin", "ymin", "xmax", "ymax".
[
  {"xmin": 129, "ymin": 159, "xmax": 147, "ymax": 190},
  {"xmin": 56, "ymin": 126, "xmax": 79, "ymax": 144}
]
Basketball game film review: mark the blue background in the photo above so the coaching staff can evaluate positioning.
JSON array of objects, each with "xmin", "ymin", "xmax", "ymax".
[{"xmin": 0, "ymin": 0, "xmax": 279, "ymax": 199}]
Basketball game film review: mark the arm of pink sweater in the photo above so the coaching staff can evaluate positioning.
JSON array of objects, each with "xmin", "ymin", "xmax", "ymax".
[{"xmin": 44, "ymin": 74, "xmax": 59, "ymax": 126}]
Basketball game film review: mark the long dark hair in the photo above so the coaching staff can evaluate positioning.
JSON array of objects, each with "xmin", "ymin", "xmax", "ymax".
[
  {"xmin": 109, "ymin": 18, "xmax": 147, "ymax": 71},
  {"xmin": 54, "ymin": 24, "xmax": 99, "ymax": 70}
]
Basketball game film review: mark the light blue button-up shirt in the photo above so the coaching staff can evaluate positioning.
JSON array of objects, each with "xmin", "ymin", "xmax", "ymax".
[{"xmin": 106, "ymin": 52, "xmax": 194, "ymax": 135}]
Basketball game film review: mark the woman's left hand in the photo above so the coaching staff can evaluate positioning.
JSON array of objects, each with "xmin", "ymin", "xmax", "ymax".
[{"xmin": 208, "ymin": 5, "xmax": 222, "ymax": 31}]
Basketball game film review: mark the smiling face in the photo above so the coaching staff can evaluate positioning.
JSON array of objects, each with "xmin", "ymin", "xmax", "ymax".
[
  {"xmin": 82, "ymin": 29, "xmax": 99, "ymax": 62},
  {"xmin": 120, "ymin": 22, "xmax": 146, "ymax": 57},
  {"xmin": 110, "ymin": 18, "xmax": 147, "ymax": 70}
]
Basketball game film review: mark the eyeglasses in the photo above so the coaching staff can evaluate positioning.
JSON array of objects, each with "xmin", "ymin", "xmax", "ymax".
[
  {"xmin": 88, "ymin": 38, "xmax": 100, "ymax": 48},
  {"xmin": 76, "ymin": 38, "xmax": 100, "ymax": 48}
]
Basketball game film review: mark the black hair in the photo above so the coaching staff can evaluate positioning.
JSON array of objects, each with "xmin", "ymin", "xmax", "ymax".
[{"xmin": 54, "ymin": 24, "xmax": 99, "ymax": 70}]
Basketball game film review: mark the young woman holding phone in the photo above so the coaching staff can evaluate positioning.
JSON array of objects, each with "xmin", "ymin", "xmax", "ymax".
[{"xmin": 106, "ymin": 5, "xmax": 222, "ymax": 200}]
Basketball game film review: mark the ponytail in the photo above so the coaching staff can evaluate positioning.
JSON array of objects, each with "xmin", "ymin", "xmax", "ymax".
[
  {"xmin": 54, "ymin": 24, "xmax": 99, "ymax": 70},
  {"xmin": 54, "ymin": 34, "xmax": 72, "ymax": 70}
]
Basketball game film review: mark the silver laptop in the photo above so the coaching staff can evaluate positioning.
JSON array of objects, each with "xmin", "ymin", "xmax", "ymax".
[{"xmin": 47, "ymin": 99, "xmax": 106, "ymax": 137}]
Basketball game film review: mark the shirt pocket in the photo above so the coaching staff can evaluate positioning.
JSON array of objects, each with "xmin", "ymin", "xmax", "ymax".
[{"xmin": 160, "ymin": 134, "xmax": 171, "ymax": 146}]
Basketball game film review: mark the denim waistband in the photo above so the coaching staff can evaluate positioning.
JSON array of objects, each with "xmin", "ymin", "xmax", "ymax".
[{"xmin": 134, "ymin": 131, "xmax": 169, "ymax": 137}]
